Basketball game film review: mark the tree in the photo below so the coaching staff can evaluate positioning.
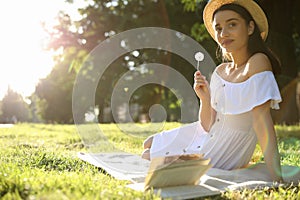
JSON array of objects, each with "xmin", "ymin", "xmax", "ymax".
[
  {"xmin": 35, "ymin": 56, "xmax": 76, "ymax": 124},
  {"xmin": 0, "ymin": 87, "xmax": 30, "ymax": 123},
  {"xmin": 39, "ymin": 0, "xmax": 300, "ymax": 123},
  {"xmin": 259, "ymin": 0, "xmax": 300, "ymax": 123},
  {"xmin": 38, "ymin": 0, "xmax": 199, "ymax": 123}
]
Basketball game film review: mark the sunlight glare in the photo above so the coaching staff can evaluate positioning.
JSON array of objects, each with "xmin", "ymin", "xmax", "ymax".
[{"xmin": 0, "ymin": 0, "xmax": 86, "ymax": 100}]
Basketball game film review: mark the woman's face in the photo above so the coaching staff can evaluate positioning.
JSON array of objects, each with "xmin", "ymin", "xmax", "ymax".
[{"xmin": 212, "ymin": 10, "xmax": 253, "ymax": 54}]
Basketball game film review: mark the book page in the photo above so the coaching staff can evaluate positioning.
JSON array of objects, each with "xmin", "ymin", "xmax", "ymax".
[{"xmin": 144, "ymin": 154, "xmax": 212, "ymax": 190}]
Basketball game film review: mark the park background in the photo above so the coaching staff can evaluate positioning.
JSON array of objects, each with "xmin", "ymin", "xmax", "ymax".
[
  {"xmin": 0, "ymin": 1, "xmax": 300, "ymax": 199},
  {"xmin": 0, "ymin": 0, "xmax": 299, "ymax": 125}
]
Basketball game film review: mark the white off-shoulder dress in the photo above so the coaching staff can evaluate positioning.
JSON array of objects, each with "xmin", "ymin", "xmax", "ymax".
[{"xmin": 149, "ymin": 70, "xmax": 282, "ymax": 170}]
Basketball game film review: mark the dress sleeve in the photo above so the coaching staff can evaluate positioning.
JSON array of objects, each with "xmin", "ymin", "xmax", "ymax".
[
  {"xmin": 211, "ymin": 71, "xmax": 282, "ymax": 114},
  {"xmin": 249, "ymin": 72, "xmax": 282, "ymax": 110}
]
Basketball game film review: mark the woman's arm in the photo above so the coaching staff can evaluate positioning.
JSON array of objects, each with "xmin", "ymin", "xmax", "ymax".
[
  {"xmin": 194, "ymin": 71, "xmax": 216, "ymax": 132},
  {"xmin": 252, "ymin": 101, "xmax": 283, "ymax": 182},
  {"xmin": 198, "ymin": 99, "xmax": 216, "ymax": 132}
]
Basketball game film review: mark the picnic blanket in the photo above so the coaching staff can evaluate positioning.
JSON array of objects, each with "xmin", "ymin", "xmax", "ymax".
[{"xmin": 77, "ymin": 152, "xmax": 300, "ymax": 199}]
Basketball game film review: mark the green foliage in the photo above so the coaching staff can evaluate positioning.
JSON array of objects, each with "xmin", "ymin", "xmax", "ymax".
[
  {"xmin": 223, "ymin": 183, "xmax": 300, "ymax": 200},
  {"xmin": 0, "ymin": 123, "xmax": 299, "ymax": 199},
  {"xmin": 278, "ymin": 137, "xmax": 300, "ymax": 166},
  {"xmin": 0, "ymin": 88, "xmax": 30, "ymax": 123},
  {"xmin": 0, "ymin": 123, "xmax": 160, "ymax": 199},
  {"xmin": 276, "ymin": 124, "xmax": 300, "ymax": 139},
  {"xmin": 28, "ymin": 0, "xmax": 300, "ymax": 124},
  {"xmin": 181, "ymin": 0, "xmax": 198, "ymax": 12},
  {"xmin": 191, "ymin": 22, "xmax": 211, "ymax": 42},
  {"xmin": 35, "ymin": 54, "xmax": 77, "ymax": 123},
  {"xmin": 35, "ymin": 0, "xmax": 204, "ymax": 124}
]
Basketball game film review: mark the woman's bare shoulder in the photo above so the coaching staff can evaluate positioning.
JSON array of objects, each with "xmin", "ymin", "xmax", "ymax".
[{"xmin": 248, "ymin": 53, "xmax": 272, "ymax": 76}]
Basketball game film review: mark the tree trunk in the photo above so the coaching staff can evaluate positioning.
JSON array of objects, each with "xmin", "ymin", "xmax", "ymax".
[
  {"xmin": 260, "ymin": 0, "xmax": 297, "ymax": 78},
  {"xmin": 260, "ymin": 0, "xmax": 299, "ymax": 124}
]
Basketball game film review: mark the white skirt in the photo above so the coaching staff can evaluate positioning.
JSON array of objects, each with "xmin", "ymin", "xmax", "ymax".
[{"xmin": 150, "ymin": 122, "xmax": 209, "ymax": 158}]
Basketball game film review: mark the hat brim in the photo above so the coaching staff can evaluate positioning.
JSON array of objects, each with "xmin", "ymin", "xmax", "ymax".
[{"xmin": 203, "ymin": 0, "xmax": 268, "ymax": 41}]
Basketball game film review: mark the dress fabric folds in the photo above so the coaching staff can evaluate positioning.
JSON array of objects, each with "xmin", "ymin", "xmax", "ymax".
[{"xmin": 150, "ymin": 70, "xmax": 282, "ymax": 170}]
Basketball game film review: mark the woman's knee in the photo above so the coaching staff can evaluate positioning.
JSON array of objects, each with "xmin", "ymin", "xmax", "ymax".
[{"xmin": 143, "ymin": 136, "xmax": 153, "ymax": 149}]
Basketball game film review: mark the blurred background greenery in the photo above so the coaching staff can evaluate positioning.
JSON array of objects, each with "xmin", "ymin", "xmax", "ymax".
[{"xmin": 0, "ymin": 0, "xmax": 299, "ymax": 125}]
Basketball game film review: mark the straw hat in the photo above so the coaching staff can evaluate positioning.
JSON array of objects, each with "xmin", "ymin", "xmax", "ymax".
[{"xmin": 203, "ymin": 0, "xmax": 268, "ymax": 41}]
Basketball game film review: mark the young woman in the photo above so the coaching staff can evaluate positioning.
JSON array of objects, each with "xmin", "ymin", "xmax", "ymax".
[{"xmin": 142, "ymin": 0, "xmax": 283, "ymax": 182}]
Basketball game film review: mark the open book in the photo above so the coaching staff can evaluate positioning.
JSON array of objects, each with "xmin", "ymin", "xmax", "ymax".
[{"xmin": 144, "ymin": 154, "xmax": 212, "ymax": 190}]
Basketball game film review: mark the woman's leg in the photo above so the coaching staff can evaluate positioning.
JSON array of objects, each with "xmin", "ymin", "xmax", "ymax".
[
  {"xmin": 141, "ymin": 149, "xmax": 150, "ymax": 160},
  {"xmin": 141, "ymin": 136, "xmax": 153, "ymax": 160},
  {"xmin": 143, "ymin": 136, "xmax": 153, "ymax": 149},
  {"xmin": 141, "ymin": 121, "xmax": 203, "ymax": 160}
]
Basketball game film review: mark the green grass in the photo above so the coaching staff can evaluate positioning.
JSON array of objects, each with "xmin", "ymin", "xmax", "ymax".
[{"xmin": 0, "ymin": 123, "xmax": 299, "ymax": 200}]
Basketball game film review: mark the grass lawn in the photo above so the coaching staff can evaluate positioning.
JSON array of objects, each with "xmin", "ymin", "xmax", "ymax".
[{"xmin": 0, "ymin": 123, "xmax": 299, "ymax": 200}]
